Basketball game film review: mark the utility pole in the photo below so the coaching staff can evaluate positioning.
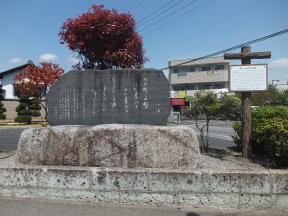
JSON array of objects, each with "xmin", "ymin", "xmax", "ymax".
[{"xmin": 224, "ymin": 46, "xmax": 271, "ymax": 158}]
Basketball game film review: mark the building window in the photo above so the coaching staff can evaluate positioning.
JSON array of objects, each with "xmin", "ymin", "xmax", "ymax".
[
  {"xmin": 201, "ymin": 66, "xmax": 211, "ymax": 71},
  {"xmin": 177, "ymin": 72, "xmax": 187, "ymax": 77},
  {"xmin": 173, "ymin": 85, "xmax": 185, "ymax": 91},
  {"xmin": 215, "ymin": 83, "xmax": 225, "ymax": 89},
  {"xmin": 198, "ymin": 84, "xmax": 210, "ymax": 90},
  {"xmin": 215, "ymin": 64, "xmax": 225, "ymax": 70},
  {"xmin": 174, "ymin": 67, "xmax": 195, "ymax": 73},
  {"xmin": 189, "ymin": 67, "xmax": 196, "ymax": 72},
  {"xmin": 13, "ymin": 84, "xmax": 21, "ymax": 97}
]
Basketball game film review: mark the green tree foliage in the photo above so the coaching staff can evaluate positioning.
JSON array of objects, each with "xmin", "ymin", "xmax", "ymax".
[
  {"xmin": 0, "ymin": 87, "xmax": 6, "ymax": 120},
  {"xmin": 219, "ymin": 94, "xmax": 241, "ymax": 120},
  {"xmin": 185, "ymin": 91, "xmax": 241, "ymax": 152},
  {"xmin": 252, "ymin": 85, "xmax": 288, "ymax": 105},
  {"xmin": 232, "ymin": 105, "xmax": 288, "ymax": 168},
  {"xmin": 15, "ymin": 97, "xmax": 41, "ymax": 124}
]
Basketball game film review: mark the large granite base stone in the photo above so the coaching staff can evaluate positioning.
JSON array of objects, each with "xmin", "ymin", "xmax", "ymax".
[{"xmin": 15, "ymin": 124, "xmax": 200, "ymax": 169}]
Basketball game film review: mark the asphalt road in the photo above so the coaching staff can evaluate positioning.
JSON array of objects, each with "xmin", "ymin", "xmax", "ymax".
[
  {"xmin": 0, "ymin": 120, "xmax": 236, "ymax": 151},
  {"xmin": 1, "ymin": 197, "xmax": 287, "ymax": 216},
  {"xmin": 180, "ymin": 120, "xmax": 236, "ymax": 149},
  {"xmin": 0, "ymin": 127, "xmax": 28, "ymax": 151}
]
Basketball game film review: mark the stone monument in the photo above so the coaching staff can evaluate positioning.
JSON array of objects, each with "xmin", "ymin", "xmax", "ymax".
[
  {"xmin": 47, "ymin": 69, "xmax": 170, "ymax": 125},
  {"xmin": 16, "ymin": 69, "xmax": 200, "ymax": 169}
]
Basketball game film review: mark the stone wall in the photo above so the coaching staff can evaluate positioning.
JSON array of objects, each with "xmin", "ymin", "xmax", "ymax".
[
  {"xmin": 0, "ymin": 165, "xmax": 287, "ymax": 209},
  {"xmin": 2, "ymin": 99, "xmax": 46, "ymax": 122}
]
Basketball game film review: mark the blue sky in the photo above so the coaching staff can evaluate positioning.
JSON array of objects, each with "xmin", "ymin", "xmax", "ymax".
[{"xmin": 0, "ymin": 0, "xmax": 287, "ymax": 83}]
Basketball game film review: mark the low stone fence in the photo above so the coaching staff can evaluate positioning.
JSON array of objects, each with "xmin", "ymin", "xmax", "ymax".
[{"xmin": 0, "ymin": 165, "xmax": 287, "ymax": 209}]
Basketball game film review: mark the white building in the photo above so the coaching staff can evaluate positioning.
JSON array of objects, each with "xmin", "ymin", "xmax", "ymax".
[
  {"xmin": 276, "ymin": 83, "xmax": 288, "ymax": 91},
  {"xmin": 0, "ymin": 61, "xmax": 33, "ymax": 99},
  {"xmin": 169, "ymin": 56, "xmax": 229, "ymax": 97}
]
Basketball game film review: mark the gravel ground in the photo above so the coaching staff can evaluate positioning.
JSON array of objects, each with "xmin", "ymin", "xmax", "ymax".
[
  {"xmin": 198, "ymin": 154, "xmax": 267, "ymax": 171},
  {"xmin": 0, "ymin": 151, "xmax": 268, "ymax": 171}
]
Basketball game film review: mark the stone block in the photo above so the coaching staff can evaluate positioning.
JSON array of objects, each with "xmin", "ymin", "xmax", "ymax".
[
  {"xmin": 239, "ymin": 171, "xmax": 272, "ymax": 194},
  {"xmin": 120, "ymin": 192, "xmax": 175, "ymax": 206},
  {"xmin": 274, "ymin": 194, "xmax": 288, "ymax": 208},
  {"xmin": 106, "ymin": 170, "xmax": 149, "ymax": 192},
  {"xmin": 239, "ymin": 194, "xmax": 275, "ymax": 209},
  {"xmin": 207, "ymin": 171, "xmax": 240, "ymax": 193},
  {"xmin": 15, "ymin": 124, "xmax": 200, "ymax": 169},
  {"xmin": 270, "ymin": 170, "xmax": 288, "ymax": 193},
  {"xmin": 149, "ymin": 171, "xmax": 204, "ymax": 193}
]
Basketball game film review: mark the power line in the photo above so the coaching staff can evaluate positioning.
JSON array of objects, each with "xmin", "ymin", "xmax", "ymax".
[
  {"xmin": 161, "ymin": 28, "xmax": 288, "ymax": 70},
  {"xmin": 137, "ymin": 0, "xmax": 183, "ymax": 27},
  {"xmin": 147, "ymin": 0, "xmax": 261, "ymax": 54},
  {"xmin": 169, "ymin": 0, "xmax": 262, "ymax": 46},
  {"xmin": 142, "ymin": 0, "xmax": 213, "ymax": 36},
  {"xmin": 139, "ymin": 0, "xmax": 199, "ymax": 33}
]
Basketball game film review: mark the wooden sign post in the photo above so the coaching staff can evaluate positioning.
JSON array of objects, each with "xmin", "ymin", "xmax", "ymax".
[{"xmin": 224, "ymin": 46, "xmax": 271, "ymax": 158}]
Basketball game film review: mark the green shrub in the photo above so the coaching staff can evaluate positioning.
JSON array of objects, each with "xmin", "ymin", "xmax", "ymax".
[
  {"xmin": 0, "ymin": 113, "xmax": 6, "ymax": 120},
  {"xmin": 29, "ymin": 104, "xmax": 41, "ymax": 110},
  {"xmin": 220, "ymin": 95, "xmax": 241, "ymax": 120},
  {"xmin": 232, "ymin": 105, "xmax": 288, "ymax": 168},
  {"xmin": 254, "ymin": 118, "xmax": 288, "ymax": 167},
  {"xmin": 0, "ymin": 100, "xmax": 6, "ymax": 120},
  {"xmin": 232, "ymin": 121, "xmax": 242, "ymax": 148},
  {"xmin": 0, "ymin": 106, "xmax": 6, "ymax": 112},
  {"xmin": 15, "ymin": 96, "xmax": 41, "ymax": 124},
  {"xmin": 253, "ymin": 105, "xmax": 288, "ymax": 123},
  {"xmin": 17, "ymin": 103, "xmax": 27, "ymax": 110},
  {"xmin": 31, "ymin": 110, "xmax": 41, "ymax": 117},
  {"xmin": 19, "ymin": 109, "xmax": 32, "ymax": 115},
  {"xmin": 15, "ymin": 115, "xmax": 32, "ymax": 124}
]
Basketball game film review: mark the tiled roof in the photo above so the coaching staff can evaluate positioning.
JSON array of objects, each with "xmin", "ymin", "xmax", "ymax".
[{"xmin": 0, "ymin": 60, "xmax": 33, "ymax": 78}]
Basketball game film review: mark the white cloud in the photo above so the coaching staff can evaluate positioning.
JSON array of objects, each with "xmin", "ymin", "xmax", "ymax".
[
  {"xmin": 270, "ymin": 58, "xmax": 288, "ymax": 70},
  {"xmin": 39, "ymin": 53, "xmax": 57, "ymax": 63},
  {"xmin": 9, "ymin": 57, "xmax": 22, "ymax": 64},
  {"xmin": 269, "ymin": 58, "xmax": 288, "ymax": 82},
  {"xmin": 67, "ymin": 56, "xmax": 79, "ymax": 65}
]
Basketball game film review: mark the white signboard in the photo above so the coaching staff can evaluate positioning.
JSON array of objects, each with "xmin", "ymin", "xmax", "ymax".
[{"xmin": 229, "ymin": 64, "xmax": 268, "ymax": 92}]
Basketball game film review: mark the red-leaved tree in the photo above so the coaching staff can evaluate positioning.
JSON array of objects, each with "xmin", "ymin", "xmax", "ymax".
[
  {"xmin": 59, "ymin": 4, "xmax": 146, "ymax": 70},
  {"xmin": 15, "ymin": 63, "xmax": 64, "ymax": 120}
]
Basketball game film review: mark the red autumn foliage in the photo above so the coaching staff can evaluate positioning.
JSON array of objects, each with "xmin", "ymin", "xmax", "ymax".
[
  {"xmin": 59, "ymin": 4, "xmax": 146, "ymax": 69},
  {"xmin": 15, "ymin": 63, "xmax": 63, "ymax": 98},
  {"xmin": 15, "ymin": 63, "xmax": 64, "ymax": 120}
]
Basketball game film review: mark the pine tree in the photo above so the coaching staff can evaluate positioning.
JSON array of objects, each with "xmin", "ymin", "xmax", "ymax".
[{"xmin": 15, "ymin": 97, "xmax": 41, "ymax": 124}]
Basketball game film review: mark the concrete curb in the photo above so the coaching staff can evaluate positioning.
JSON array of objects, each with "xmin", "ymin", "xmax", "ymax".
[{"xmin": 0, "ymin": 165, "xmax": 287, "ymax": 209}]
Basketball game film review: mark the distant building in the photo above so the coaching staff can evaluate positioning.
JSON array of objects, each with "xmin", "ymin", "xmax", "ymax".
[
  {"xmin": 276, "ymin": 83, "xmax": 288, "ymax": 91},
  {"xmin": 0, "ymin": 60, "xmax": 43, "ymax": 121},
  {"xmin": 0, "ymin": 60, "xmax": 33, "ymax": 99},
  {"xmin": 168, "ymin": 56, "xmax": 229, "ymax": 97}
]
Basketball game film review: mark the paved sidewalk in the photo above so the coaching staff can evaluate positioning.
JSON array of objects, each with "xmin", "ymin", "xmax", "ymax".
[{"xmin": 0, "ymin": 197, "xmax": 287, "ymax": 216}]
